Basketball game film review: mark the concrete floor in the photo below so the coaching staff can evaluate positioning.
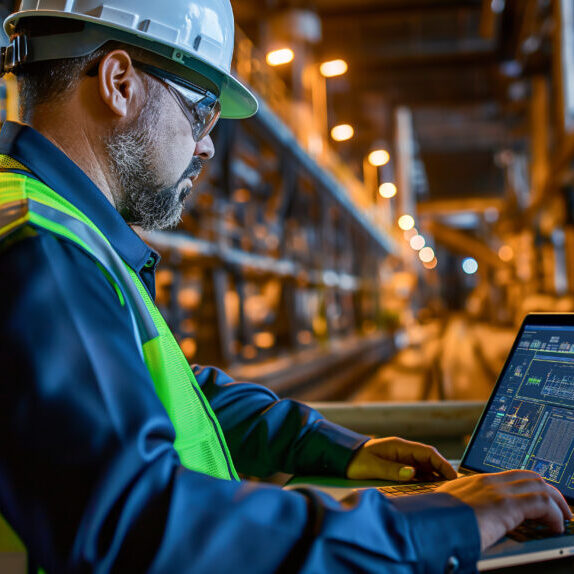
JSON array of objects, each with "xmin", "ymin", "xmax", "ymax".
[{"xmin": 352, "ymin": 315, "xmax": 517, "ymax": 403}]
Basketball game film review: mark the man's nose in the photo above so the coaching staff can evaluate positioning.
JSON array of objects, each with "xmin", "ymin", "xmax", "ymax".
[{"xmin": 194, "ymin": 134, "xmax": 215, "ymax": 160}]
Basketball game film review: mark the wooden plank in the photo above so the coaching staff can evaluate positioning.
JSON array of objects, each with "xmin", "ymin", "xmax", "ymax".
[{"xmin": 308, "ymin": 400, "xmax": 484, "ymax": 438}]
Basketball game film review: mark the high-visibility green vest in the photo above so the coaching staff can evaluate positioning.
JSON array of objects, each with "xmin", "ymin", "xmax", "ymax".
[{"xmin": 0, "ymin": 156, "xmax": 239, "ymax": 568}]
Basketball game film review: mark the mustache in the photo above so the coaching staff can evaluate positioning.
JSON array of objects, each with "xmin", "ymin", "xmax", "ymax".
[{"xmin": 182, "ymin": 156, "xmax": 207, "ymax": 181}]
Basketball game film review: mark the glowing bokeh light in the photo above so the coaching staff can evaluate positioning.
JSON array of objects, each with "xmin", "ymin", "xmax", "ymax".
[
  {"xmin": 398, "ymin": 214, "xmax": 415, "ymax": 231},
  {"xmin": 410, "ymin": 235, "xmax": 426, "ymax": 251},
  {"xmin": 266, "ymin": 48, "xmax": 295, "ymax": 66},
  {"xmin": 379, "ymin": 182, "xmax": 397, "ymax": 198},
  {"xmin": 368, "ymin": 149, "xmax": 390, "ymax": 167},
  {"xmin": 498, "ymin": 245, "xmax": 514, "ymax": 262},
  {"xmin": 331, "ymin": 124, "xmax": 355, "ymax": 142},
  {"xmin": 419, "ymin": 247, "xmax": 435, "ymax": 263},
  {"xmin": 462, "ymin": 257, "xmax": 479, "ymax": 275},
  {"xmin": 320, "ymin": 59, "xmax": 348, "ymax": 78},
  {"xmin": 423, "ymin": 258, "xmax": 438, "ymax": 270}
]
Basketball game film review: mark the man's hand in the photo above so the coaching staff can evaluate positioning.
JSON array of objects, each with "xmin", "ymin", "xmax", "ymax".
[
  {"xmin": 346, "ymin": 437, "xmax": 457, "ymax": 481},
  {"xmin": 437, "ymin": 470, "xmax": 572, "ymax": 550}
]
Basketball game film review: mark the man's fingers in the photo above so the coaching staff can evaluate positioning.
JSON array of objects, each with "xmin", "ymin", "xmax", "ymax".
[
  {"xmin": 549, "ymin": 483, "xmax": 573, "ymax": 520},
  {"xmin": 347, "ymin": 437, "xmax": 455, "ymax": 481},
  {"xmin": 389, "ymin": 439, "xmax": 457, "ymax": 479},
  {"xmin": 491, "ymin": 471, "xmax": 571, "ymax": 521},
  {"xmin": 511, "ymin": 479, "xmax": 572, "ymax": 529},
  {"xmin": 408, "ymin": 445, "xmax": 457, "ymax": 480},
  {"xmin": 364, "ymin": 455, "xmax": 416, "ymax": 482},
  {"xmin": 439, "ymin": 470, "xmax": 572, "ymax": 549}
]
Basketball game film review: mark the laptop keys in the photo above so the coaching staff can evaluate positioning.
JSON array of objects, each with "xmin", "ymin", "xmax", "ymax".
[{"xmin": 377, "ymin": 482, "xmax": 443, "ymax": 497}]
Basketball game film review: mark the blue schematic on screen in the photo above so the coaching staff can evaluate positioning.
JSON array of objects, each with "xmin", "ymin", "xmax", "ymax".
[{"xmin": 464, "ymin": 325, "xmax": 574, "ymax": 496}]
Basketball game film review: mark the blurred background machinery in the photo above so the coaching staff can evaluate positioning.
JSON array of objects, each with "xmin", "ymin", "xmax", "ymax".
[{"xmin": 2, "ymin": 0, "xmax": 574, "ymax": 410}]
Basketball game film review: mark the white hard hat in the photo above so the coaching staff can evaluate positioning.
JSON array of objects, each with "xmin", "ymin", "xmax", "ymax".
[{"xmin": 3, "ymin": 0, "xmax": 258, "ymax": 119}]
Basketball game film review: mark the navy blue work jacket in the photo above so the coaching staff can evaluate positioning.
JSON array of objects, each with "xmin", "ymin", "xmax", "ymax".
[{"xmin": 0, "ymin": 121, "xmax": 480, "ymax": 573}]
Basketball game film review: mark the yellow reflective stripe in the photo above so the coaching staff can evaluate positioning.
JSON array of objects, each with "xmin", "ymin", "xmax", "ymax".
[
  {"xmin": 0, "ymin": 200, "xmax": 27, "ymax": 238},
  {"xmin": 0, "ymin": 172, "xmax": 108, "ymax": 244},
  {"xmin": 26, "ymin": 193, "xmax": 105, "ymax": 239},
  {"xmin": 1, "ymin": 190, "xmax": 26, "ymax": 203},
  {"xmin": 0, "ymin": 214, "xmax": 27, "ymax": 238}
]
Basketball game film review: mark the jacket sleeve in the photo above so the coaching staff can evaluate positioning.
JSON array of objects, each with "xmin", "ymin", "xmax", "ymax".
[
  {"xmin": 192, "ymin": 364, "xmax": 369, "ymax": 478},
  {"xmin": 0, "ymin": 232, "xmax": 481, "ymax": 574}
]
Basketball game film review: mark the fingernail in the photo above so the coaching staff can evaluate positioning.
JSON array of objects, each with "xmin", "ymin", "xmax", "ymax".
[{"xmin": 399, "ymin": 466, "xmax": 415, "ymax": 481}]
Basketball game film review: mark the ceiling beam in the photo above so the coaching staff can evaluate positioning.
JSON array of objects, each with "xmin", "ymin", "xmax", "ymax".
[
  {"xmin": 320, "ymin": 40, "xmax": 496, "ymax": 69},
  {"xmin": 318, "ymin": 0, "xmax": 481, "ymax": 20},
  {"xmin": 418, "ymin": 198, "xmax": 506, "ymax": 215}
]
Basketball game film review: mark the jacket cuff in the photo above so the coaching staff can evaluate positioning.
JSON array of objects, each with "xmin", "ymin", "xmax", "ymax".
[
  {"xmin": 391, "ymin": 492, "xmax": 481, "ymax": 574},
  {"xmin": 297, "ymin": 418, "xmax": 369, "ymax": 476}
]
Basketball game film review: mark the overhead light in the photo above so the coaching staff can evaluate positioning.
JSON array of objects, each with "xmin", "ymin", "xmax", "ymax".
[
  {"xmin": 419, "ymin": 247, "xmax": 435, "ymax": 263},
  {"xmin": 398, "ymin": 214, "xmax": 415, "ymax": 231},
  {"xmin": 368, "ymin": 149, "xmax": 390, "ymax": 167},
  {"xmin": 331, "ymin": 124, "xmax": 354, "ymax": 142},
  {"xmin": 379, "ymin": 182, "xmax": 397, "ymax": 199},
  {"xmin": 490, "ymin": 0, "xmax": 505, "ymax": 14},
  {"xmin": 320, "ymin": 59, "xmax": 348, "ymax": 78},
  {"xmin": 500, "ymin": 60, "xmax": 522, "ymax": 78},
  {"xmin": 254, "ymin": 332, "xmax": 275, "ymax": 349},
  {"xmin": 423, "ymin": 258, "xmax": 438, "ymax": 270},
  {"xmin": 462, "ymin": 257, "xmax": 479, "ymax": 275},
  {"xmin": 410, "ymin": 235, "xmax": 426, "ymax": 251},
  {"xmin": 498, "ymin": 245, "xmax": 514, "ymax": 262},
  {"xmin": 266, "ymin": 48, "xmax": 295, "ymax": 67}
]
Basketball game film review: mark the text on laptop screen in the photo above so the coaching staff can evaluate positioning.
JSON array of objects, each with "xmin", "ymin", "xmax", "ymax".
[{"xmin": 464, "ymin": 324, "xmax": 574, "ymax": 498}]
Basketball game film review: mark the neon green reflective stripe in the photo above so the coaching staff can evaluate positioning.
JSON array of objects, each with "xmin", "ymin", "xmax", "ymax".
[
  {"xmin": 1, "ymin": 190, "xmax": 27, "ymax": 202},
  {"xmin": 28, "ymin": 210, "xmax": 95, "ymax": 257},
  {"xmin": 28, "ymin": 188, "xmax": 108, "ymax": 243},
  {"xmin": 0, "ymin": 166, "xmax": 238, "ymax": 481},
  {"xmin": 0, "ymin": 514, "xmax": 25, "ymax": 552},
  {"xmin": 0, "ymin": 170, "xmax": 109, "ymax": 245},
  {"xmin": 131, "ymin": 266, "xmax": 238, "ymax": 479},
  {"xmin": 96, "ymin": 262, "xmax": 126, "ymax": 307},
  {"xmin": 142, "ymin": 337, "xmax": 239, "ymax": 479},
  {"xmin": 27, "ymin": 209, "xmax": 133, "ymax": 311}
]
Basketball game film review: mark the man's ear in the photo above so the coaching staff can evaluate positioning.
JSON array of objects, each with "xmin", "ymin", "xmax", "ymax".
[{"xmin": 97, "ymin": 50, "xmax": 142, "ymax": 118}]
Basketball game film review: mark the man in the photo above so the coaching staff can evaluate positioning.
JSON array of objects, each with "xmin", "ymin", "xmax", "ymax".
[{"xmin": 0, "ymin": 1, "xmax": 570, "ymax": 572}]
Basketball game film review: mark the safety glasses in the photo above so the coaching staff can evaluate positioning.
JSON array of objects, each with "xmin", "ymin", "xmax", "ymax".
[{"xmin": 134, "ymin": 62, "xmax": 221, "ymax": 142}]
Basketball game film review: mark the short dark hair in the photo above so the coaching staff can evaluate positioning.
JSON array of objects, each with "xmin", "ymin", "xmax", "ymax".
[
  {"xmin": 14, "ymin": 18, "xmax": 154, "ymax": 121},
  {"xmin": 17, "ymin": 48, "xmax": 108, "ymax": 120}
]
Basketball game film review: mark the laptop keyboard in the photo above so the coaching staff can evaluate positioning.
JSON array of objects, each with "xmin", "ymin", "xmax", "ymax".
[{"xmin": 377, "ymin": 482, "xmax": 442, "ymax": 497}]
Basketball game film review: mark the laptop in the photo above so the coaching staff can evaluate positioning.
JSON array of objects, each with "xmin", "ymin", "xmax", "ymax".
[
  {"xmin": 387, "ymin": 313, "xmax": 574, "ymax": 569},
  {"xmin": 297, "ymin": 313, "xmax": 574, "ymax": 570}
]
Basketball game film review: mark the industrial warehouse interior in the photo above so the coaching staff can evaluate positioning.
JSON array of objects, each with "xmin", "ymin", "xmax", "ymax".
[
  {"xmin": 0, "ymin": 0, "xmax": 569, "ymax": 452},
  {"xmin": 111, "ymin": 0, "xmax": 572, "ymax": 408},
  {"xmin": 2, "ymin": 0, "xmax": 574, "ymax": 572}
]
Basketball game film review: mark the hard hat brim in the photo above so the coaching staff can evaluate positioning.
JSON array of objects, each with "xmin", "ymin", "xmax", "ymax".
[{"xmin": 4, "ymin": 10, "xmax": 259, "ymax": 119}]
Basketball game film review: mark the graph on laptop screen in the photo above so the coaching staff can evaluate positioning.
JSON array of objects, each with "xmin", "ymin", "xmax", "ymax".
[{"xmin": 464, "ymin": 324, "xmax": 574, "ymax": 498}]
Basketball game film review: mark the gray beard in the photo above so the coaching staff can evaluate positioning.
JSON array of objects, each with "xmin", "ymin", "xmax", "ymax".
[{"xmin": 104, "ymin": 102, "xmax": 204, "ymax": 231}]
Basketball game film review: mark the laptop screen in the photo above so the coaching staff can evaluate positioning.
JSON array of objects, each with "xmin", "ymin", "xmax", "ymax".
[{"xmin": 462, "ymin": 315, "xmax": 574, "ymax": 502}]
